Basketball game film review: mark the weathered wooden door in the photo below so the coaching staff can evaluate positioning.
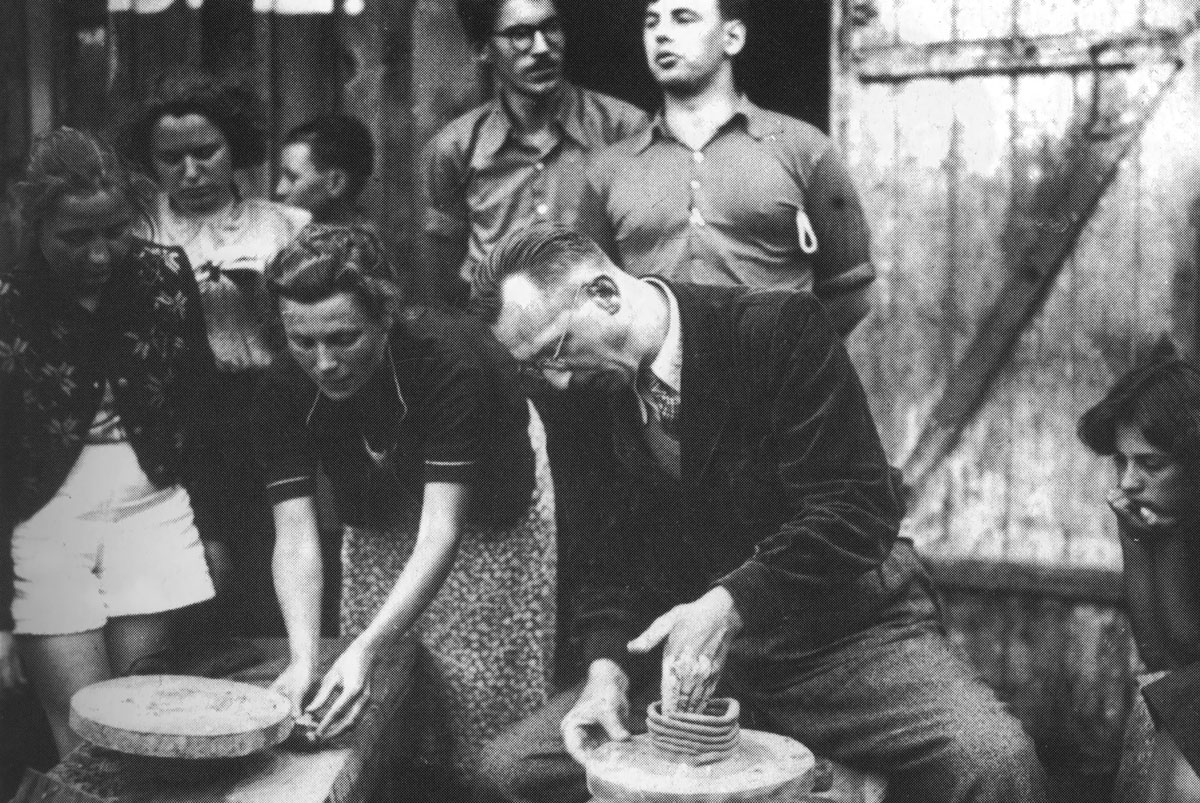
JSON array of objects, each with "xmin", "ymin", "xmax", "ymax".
[
  {"xmin": 838, "ymin": 0, "xmax": 1199, "ymax": 573},
  {"xmin": 835, "ymin": 0, "xmax": 1200, "ymax": 766}
]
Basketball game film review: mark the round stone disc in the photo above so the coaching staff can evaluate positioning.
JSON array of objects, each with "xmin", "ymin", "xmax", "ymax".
[
  {"xmin": 70, "ymin": 675, "xmax": 294, "ymax": 759},
  {"xmin": 584, "ymin": 729, "xmax": 815, "ymax": 802}
]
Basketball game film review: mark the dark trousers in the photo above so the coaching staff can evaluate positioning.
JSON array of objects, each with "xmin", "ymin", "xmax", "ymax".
[{"xmin": 476, "ymin": 548, "xmax": 1046, "ymax": 803}]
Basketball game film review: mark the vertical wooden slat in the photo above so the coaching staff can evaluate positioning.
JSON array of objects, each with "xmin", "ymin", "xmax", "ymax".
[
  {"xmin": 1, "ymin": 0, "xmax": 30, "ymax": 182},
  {"xmin": 60, "ymin": 1, "xmax": 111, "ymax": 131},
  {"xmin": 24, "ymin": 0, "xmax": 60, "ymax": 137},
  {"xmin": 128, "ymin": 1, "xmax": 205, "ymax": 93},
  {"xmin": 341, "ymin": 0, "xmax": 414, "ymax": 268}
]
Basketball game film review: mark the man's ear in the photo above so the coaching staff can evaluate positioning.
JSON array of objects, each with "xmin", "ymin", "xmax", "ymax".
[
  {"xmin": 724, "ymin": 19, "xmax": 746, "ymax": 58},
  {"xmin": 324, "ymin": 168, "xmax": 349, "ymax": 201},
  {"xmin": 586, "ymin": 275, "xmax": 622, "ymax": 315},
  {"xmin": 475, "ymin": 41, "xmax": 492, "ymax": 66}
]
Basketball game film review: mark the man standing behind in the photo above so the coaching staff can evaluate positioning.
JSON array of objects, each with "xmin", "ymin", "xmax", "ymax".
[
  {"xmin": 276, "ymin": 113, "xmax": 376, "ymax": 226},
  {"xmin": 472, "ymin": 224, "xmax": 1045, "ymax": 803},
  {"xmin": 582, "ymin": 0, "xmax": 874, "ymax": 335},
  {"xmin": 421, "ymin": 0, "xmax": 647, "ymax": 308}
]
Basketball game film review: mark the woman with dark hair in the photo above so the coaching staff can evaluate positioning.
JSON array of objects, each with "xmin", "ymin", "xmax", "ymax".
[
  {"xmin": 0, "ymin": 128, "xmax": 217, "ymax": 755},
  {"xmin": 1079, "ymin": 355, "xmax": 1200, "ymax": 803},
  {"xmin": 123, "ymin": 69, "xmax": 309, "ymax": 620},
  {"xmin": 253, "ymin": 224, "xmax": 556, "ymax": 775}
]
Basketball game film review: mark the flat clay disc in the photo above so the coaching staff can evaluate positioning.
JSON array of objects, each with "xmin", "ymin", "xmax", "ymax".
[
  {"xmin": 585, "ymin": 729, "xmax": 815, "ymax": 802},
  {"xmin": 70, "ymin": 675, "xmax": 293, "ymax": 759}
]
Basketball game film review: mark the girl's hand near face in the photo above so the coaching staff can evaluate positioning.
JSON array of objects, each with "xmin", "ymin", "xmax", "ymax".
[{"xmin": 1108, "ymin": 489, "xmax": 1183, "ymax": 543}]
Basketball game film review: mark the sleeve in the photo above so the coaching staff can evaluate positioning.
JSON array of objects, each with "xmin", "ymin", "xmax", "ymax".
[
  {"xmin": 419, "ymin": 131, "xmax": 470, "ymax": 245},
  {"xmin": 166, "ymin": 246, "xmax": 224, "ymax": 540},
  {"xmin": 717, "ymin": 297, "xmax": 900, "ymax": 633},
  {"xmin": 419, "ymin": 340, "xmax": 487, "ymax": 487},
  {"xmin": 805, "ymin": 145, "xmax": 875, "ymax": 302},
  {"xmin": 577, "ymin": 156, "xmax": 621, "ymax": 267},
  {"xmin": 251, "ymin": 369, "xmax": 320, "ymax": 506}
]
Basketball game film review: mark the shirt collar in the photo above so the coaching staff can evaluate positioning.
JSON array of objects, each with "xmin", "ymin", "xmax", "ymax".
[
  {"xmin": 475, "ymin": 81, "xmax": 587, "ymax": 163},
  {"xmin": 636, "ymin": 276, "xmax": 683, "ymax": 424},
  {"xmin": 632, "ymin": 94, "xmax": 783, "ymax": 154}
]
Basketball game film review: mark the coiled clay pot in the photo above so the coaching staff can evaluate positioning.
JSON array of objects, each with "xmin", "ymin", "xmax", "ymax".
[{"xmin": 646, "ymin": 698, "xmax": 740, "ymax": 766}]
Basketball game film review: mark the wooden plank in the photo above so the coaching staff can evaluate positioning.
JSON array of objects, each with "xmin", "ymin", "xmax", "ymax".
[
  {"xmin": 0, "ymin": 0, "xmax": 29, "ymax": 183},
  {"xmin": 126, "ymin": 1, "xmax": 204, "ymax": 93},
  {"xmin": 900, "ymin": 55, "xmax": 1184, "ymax": 507},
  {"xmin": 340, "ymin": 0, "xmax": 413, "ymax": 270},
  {"xmin": 24, "ymin": 0, "xmax": 60, "ymax": 136},
  {"xmin": 926, "ymin": 555, "xmax": 1123, "ymax": 602},
  {"xmin": 854, "ymin": 27, "xmax": 1190, "ymax": 82},
  {"xmin": 59, "ymin": 1, "xmax": 110, "ymax": 130}
]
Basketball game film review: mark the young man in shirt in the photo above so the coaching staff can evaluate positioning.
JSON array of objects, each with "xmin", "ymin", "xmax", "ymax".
[
  {"xmin": 420, "ymin": 0, "xmax": 646, "ymax": 308},
  {"xmin": 580, "ymin": 0, "xmax": 874, "ymax": 336},
  {"xmin": 470, "ymin": 224, "xmax": 1046, "ymax": 803},
  {"xmin": 276, "ymin": 114, "xmax": 375, "ymax": 226}
]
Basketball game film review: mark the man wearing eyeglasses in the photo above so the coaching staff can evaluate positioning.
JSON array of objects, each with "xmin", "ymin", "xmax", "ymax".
[
  {"xmin": 579, "ymin": 0, "xmax": 875, "ymax": 337},
  {"xmin": 471, "ymin": 224, "xmax": 1046, "ymax": 803},
  {"xmin": 420, "ymin": 0, "xmax": 647, "ymax": 308}
]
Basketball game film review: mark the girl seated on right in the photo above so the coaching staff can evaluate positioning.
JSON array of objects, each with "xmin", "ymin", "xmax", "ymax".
[{"xmin": 1078, "ymin": 355, "xmax": 1200, "ymax": 803}]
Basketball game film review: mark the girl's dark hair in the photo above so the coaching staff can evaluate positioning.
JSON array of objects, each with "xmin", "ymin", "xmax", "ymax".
[
  {"xmin": 11, "ymin": 127, "xmax": 155, "ymax": 265},
  {"xmin": 122, "ymin": 68, "xmax": 268, "ymax": 172},
  {"xmin": 1078, "ymin": 355, "xmax": 1200, "ymax": 469},
  {"xmin": 266, "ymin": 224, "xmax": 405, "ymax": 323}
]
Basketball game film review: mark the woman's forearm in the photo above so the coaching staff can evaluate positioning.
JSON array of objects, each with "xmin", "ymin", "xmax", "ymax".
[
  {"xmin": 272, "ymin": 497, "xmax": 325, "ymax": 668},
  {"xmin": 354, "ymin": 482, "xmax": 468, "ymax": 657}
]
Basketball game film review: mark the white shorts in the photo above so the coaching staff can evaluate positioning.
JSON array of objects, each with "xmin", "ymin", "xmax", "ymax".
[{"xmin": 11, "ymin": 443, "xmax": 215, "ymax": 636}]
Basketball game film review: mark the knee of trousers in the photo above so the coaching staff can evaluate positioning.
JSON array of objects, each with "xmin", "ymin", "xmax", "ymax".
[{"xmin": 936, "ymin": 714, "xmax": 1046, "ymax": 801}]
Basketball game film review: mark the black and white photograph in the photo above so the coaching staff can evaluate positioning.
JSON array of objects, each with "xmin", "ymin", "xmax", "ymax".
[{"xmin": 1, "ymin": 0, "xmax": 1199, "ymax": 801}]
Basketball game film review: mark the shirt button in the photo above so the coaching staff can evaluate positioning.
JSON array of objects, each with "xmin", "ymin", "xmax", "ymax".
[
  {"xmin": 690, "ymin": 180, "xmax": 701, "ymax": 190},
  {"xmin": 535, "ymin": 161, "xmax": 545, "ymax": 171},
  {"xmin": 117, "ymin": 377, "xmax": 129, "ymax": 388},
  {"xmin": 131, "ymin": 425, "xmax": 144, "ymax": 435},
  {"xmin": 693, "ymin": 151, "xmax": 704, "ymax": 164},
  {"xmin": 536, "ymin": 203, "xmax": 549, "ymax": 216}
]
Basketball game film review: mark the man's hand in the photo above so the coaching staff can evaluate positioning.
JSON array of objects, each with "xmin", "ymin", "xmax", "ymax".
[
  {"xmin": 561, "ymin": 660, "xmax": 631, "ymax": 764},
  {"xmin": 1109, "ymin": 489, "xmax": 1182, "ymax": 544},
  {"xmin": 627, "ymin": 586, "xmax": 743, "ymax": 714},
  {"xmin": 0, "ymin": 631, "xmax": 27, "ymax": 698}
]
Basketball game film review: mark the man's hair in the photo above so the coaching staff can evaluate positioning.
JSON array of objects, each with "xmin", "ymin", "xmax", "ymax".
[
  {"xmin": 266, "ymin": 223, "xmax": 404, "ymax": 323},
  {"xmin": 121, "ymin": 68, "xmax": 267, "ymax": 172},
  {"xmin": 644, "ymin": 0, "xmax": 750, "ymax": 22},
  {"xmin": 1078, "ymin": 354, "xmax": 1200, "ymax": 470},
  {"xmin": 284, "ymin": 114, "xmax": 375, "ymax": 201},
  {"xmin": 470, "ymin": 222, "xmax": 605, "ymax": 324},
  {"xmin": 456, "ymin": 0, "xmax": 505, "ymax": 47}
]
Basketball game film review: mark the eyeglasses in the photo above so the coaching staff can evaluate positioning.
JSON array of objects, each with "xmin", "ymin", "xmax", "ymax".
[
  {"xmin": 519, "ymin": 283, "xmax": 583, "ymax": 378},
  {"xmin": 493, "ymin": 17, "xmax": 565, "ymax": 53}
]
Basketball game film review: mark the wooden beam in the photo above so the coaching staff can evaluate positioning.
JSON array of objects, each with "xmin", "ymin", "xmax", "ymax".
[
  {"xmin": 900, "ymin": 56, "xmax": 1185, "ymax": 505},
  {"xmin": 853, "ymin": 27, "xmax": 1190, "ymax": 82},
  {"xmin": 23, "ymin": 0, "xmax": 60, "ymax": 137},
  {"xmin": 926, "ymin": 556, "xmax": 1124, "ymax": 605}
]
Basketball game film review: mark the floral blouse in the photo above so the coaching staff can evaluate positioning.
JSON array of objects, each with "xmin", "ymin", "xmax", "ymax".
[{"xmin": 0, "ymin": 239, "xmax": 218, "ymax": 630}]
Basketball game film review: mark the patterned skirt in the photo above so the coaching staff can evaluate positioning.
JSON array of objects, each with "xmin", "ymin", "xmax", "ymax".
[{"xmin": 340, "ymin": 403, "xmax": 557, "ymax": 777}]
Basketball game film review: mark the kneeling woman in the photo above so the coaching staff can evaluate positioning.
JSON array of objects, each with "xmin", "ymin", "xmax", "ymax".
[
  {"xmin": 254, "ymin": 225, "xmax": 555, "ymax": 773},
  {"xmin": 0, "ymin": 128, "xmax": 218, "ymax": 756}
]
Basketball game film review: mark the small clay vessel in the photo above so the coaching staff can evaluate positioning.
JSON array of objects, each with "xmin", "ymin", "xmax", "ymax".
[{"xmin": 647, "ymin": 698, "xmax": 741, "ymax": 766}]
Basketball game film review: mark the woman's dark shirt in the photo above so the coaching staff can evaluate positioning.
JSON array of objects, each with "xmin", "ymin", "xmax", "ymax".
[
  {"xmin": 252, "ymin": 307, "xmax": 535, "ymax": 529},
  {"xmin": 0, "ymin": 239, "xmax": 219, "ymax": 631}
]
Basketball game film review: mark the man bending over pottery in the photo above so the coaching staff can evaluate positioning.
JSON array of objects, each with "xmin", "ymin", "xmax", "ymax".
[{"xmin": 469, "ymin": 224, "xmax": 1046, "ymax": 803}]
